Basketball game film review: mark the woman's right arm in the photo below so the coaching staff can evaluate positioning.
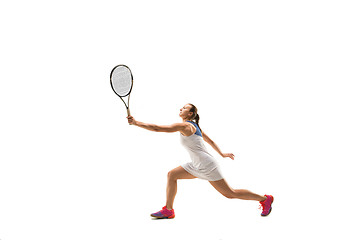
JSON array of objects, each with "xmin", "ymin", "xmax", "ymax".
[{"xmin": 127, "ymin": 115, "xmax": 193, "ymax": 134}]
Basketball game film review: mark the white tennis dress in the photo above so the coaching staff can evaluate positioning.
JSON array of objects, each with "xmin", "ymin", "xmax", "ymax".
[{"xmin": 180, "ymin": 121, "xmax": 223, "ymax": 181}]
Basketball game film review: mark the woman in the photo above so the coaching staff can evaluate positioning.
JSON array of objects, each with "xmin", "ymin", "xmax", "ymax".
[{"xmin": 127, "ymin": 103, "xmax": 273, "ymax": 218}]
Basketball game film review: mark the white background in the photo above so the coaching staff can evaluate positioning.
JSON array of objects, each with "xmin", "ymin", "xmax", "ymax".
[{"xmin": 1, "ymin": 1, "xmax": 359, "ymax": 240}]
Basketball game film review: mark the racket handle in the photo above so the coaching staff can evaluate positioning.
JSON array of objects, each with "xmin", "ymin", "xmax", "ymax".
[{"xmin": 127, "ymin": 108, "xmax": 131, "ymax": 125}]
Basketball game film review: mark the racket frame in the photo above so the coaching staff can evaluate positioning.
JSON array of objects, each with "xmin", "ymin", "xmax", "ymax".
[{"xmin": 110, "ymin": 64, "xmax": 133, "ymax": 116}]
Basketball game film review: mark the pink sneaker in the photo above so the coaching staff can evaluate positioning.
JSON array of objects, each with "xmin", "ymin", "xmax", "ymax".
[
  {"xmin": 150, "ymin": 206, "xmax": 175, "ymax": 219},
  {"xmin": 259, "ymin": 195, "xmax": 274, "ymax": 216}
]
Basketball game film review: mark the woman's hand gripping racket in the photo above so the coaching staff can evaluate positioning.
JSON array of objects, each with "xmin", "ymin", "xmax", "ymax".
[{"xmin": 110, "ymin": 65, "xmax": 133, "ymax": 118}]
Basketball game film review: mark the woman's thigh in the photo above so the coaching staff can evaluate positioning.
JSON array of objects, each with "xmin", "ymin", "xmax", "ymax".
[{"xmin": 168, "ymin": 166, "xmax": 197, "ymax": 180}]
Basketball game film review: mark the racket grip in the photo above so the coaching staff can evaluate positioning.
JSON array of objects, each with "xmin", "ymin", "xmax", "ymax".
[{"xmin": 127, "ymin": 108, "xmax": 131, "ymax": 125}]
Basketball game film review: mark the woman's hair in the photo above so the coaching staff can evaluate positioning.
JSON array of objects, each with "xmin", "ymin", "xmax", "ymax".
[{"xmin": 188, "ymin": 103, "xmax": 202, "ymax": 132}]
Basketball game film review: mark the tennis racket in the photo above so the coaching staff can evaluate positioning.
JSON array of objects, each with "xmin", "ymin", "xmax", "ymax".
[{"xmin": 110, "ymin": 65, "xmax": 133, "ymax": 116}]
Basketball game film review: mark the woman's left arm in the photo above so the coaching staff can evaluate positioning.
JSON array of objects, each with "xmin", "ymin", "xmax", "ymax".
[{"xmin": 203, "ymin": 132, "xmax": 235, "ymax": 160}]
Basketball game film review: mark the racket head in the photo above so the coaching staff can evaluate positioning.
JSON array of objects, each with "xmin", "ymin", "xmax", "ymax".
[{"xmin": 110, "ymin": 65, "xmax": 133, "ymax": 97}]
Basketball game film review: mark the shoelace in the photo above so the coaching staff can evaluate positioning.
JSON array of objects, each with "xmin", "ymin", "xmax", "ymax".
[{"xmin": 161, "ymin": 207, "xmax": 173, "ymax": 215}]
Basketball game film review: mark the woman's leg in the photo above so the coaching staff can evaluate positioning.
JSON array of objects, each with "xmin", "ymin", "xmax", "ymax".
[
  {"xmin": 166, "ymin": 166, "xmax": 196, "ymax": 209},
  {"xmin": 209, "ymin": 178, "xmax": 266, "ymax": 202}
]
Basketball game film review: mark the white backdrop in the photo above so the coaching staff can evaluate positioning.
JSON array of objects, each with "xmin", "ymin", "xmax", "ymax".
[{"xmin": 1, "ymin": 1, "xmax": 359, "ymax": 240}]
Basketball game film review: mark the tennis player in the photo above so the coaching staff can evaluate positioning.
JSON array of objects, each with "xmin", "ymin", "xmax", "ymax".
[{"xmin": 127, "ymin": 103, "xmax": 273, "ymax": 218}]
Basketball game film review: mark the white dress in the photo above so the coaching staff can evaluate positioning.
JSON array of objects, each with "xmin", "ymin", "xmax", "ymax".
[{"xmin": 180, "ymin": 121, "xmax": 223, "ymax": 181}]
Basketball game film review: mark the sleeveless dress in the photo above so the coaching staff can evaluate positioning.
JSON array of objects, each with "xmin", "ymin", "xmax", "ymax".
[{"xmin": 180, "ymin": 121, "xmax": 223, "ymax": 181}]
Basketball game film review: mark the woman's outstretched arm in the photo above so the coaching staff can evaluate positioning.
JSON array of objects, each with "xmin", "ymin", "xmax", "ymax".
[
  {"xmin": 127, "ymin": 115, "xmax": 193, "ymax": 134},
  {"xmin": 202, "ymin": 132, "xmax": 235, "ymax": 160}
]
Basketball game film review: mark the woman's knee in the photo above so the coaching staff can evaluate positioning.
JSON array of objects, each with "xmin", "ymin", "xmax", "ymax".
[
  {"xmin": 222, "ymin": 190, "xmax": 235, "ymax": 199},
  {"xmin": 210, "ymin": 179, "xmax": 235, "ymax": 199},
  {"xmin": 167, "ymin": 170, "xmax": 177, "ymax": 181}
]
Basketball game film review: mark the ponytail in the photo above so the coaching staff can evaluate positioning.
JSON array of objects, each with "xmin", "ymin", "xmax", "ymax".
[
  {"xmin": 194, "ymin": 113, "xmax": 202, "ymax": 133},
  {"xmin": 189, "ymin": 103, "xmax": 202, "ymax": 132}
]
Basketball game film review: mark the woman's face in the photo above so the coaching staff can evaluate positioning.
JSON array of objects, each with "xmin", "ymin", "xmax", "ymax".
[{"xmin": 179, "ymin": 104, "xmax": 193, "ymax": 120}]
